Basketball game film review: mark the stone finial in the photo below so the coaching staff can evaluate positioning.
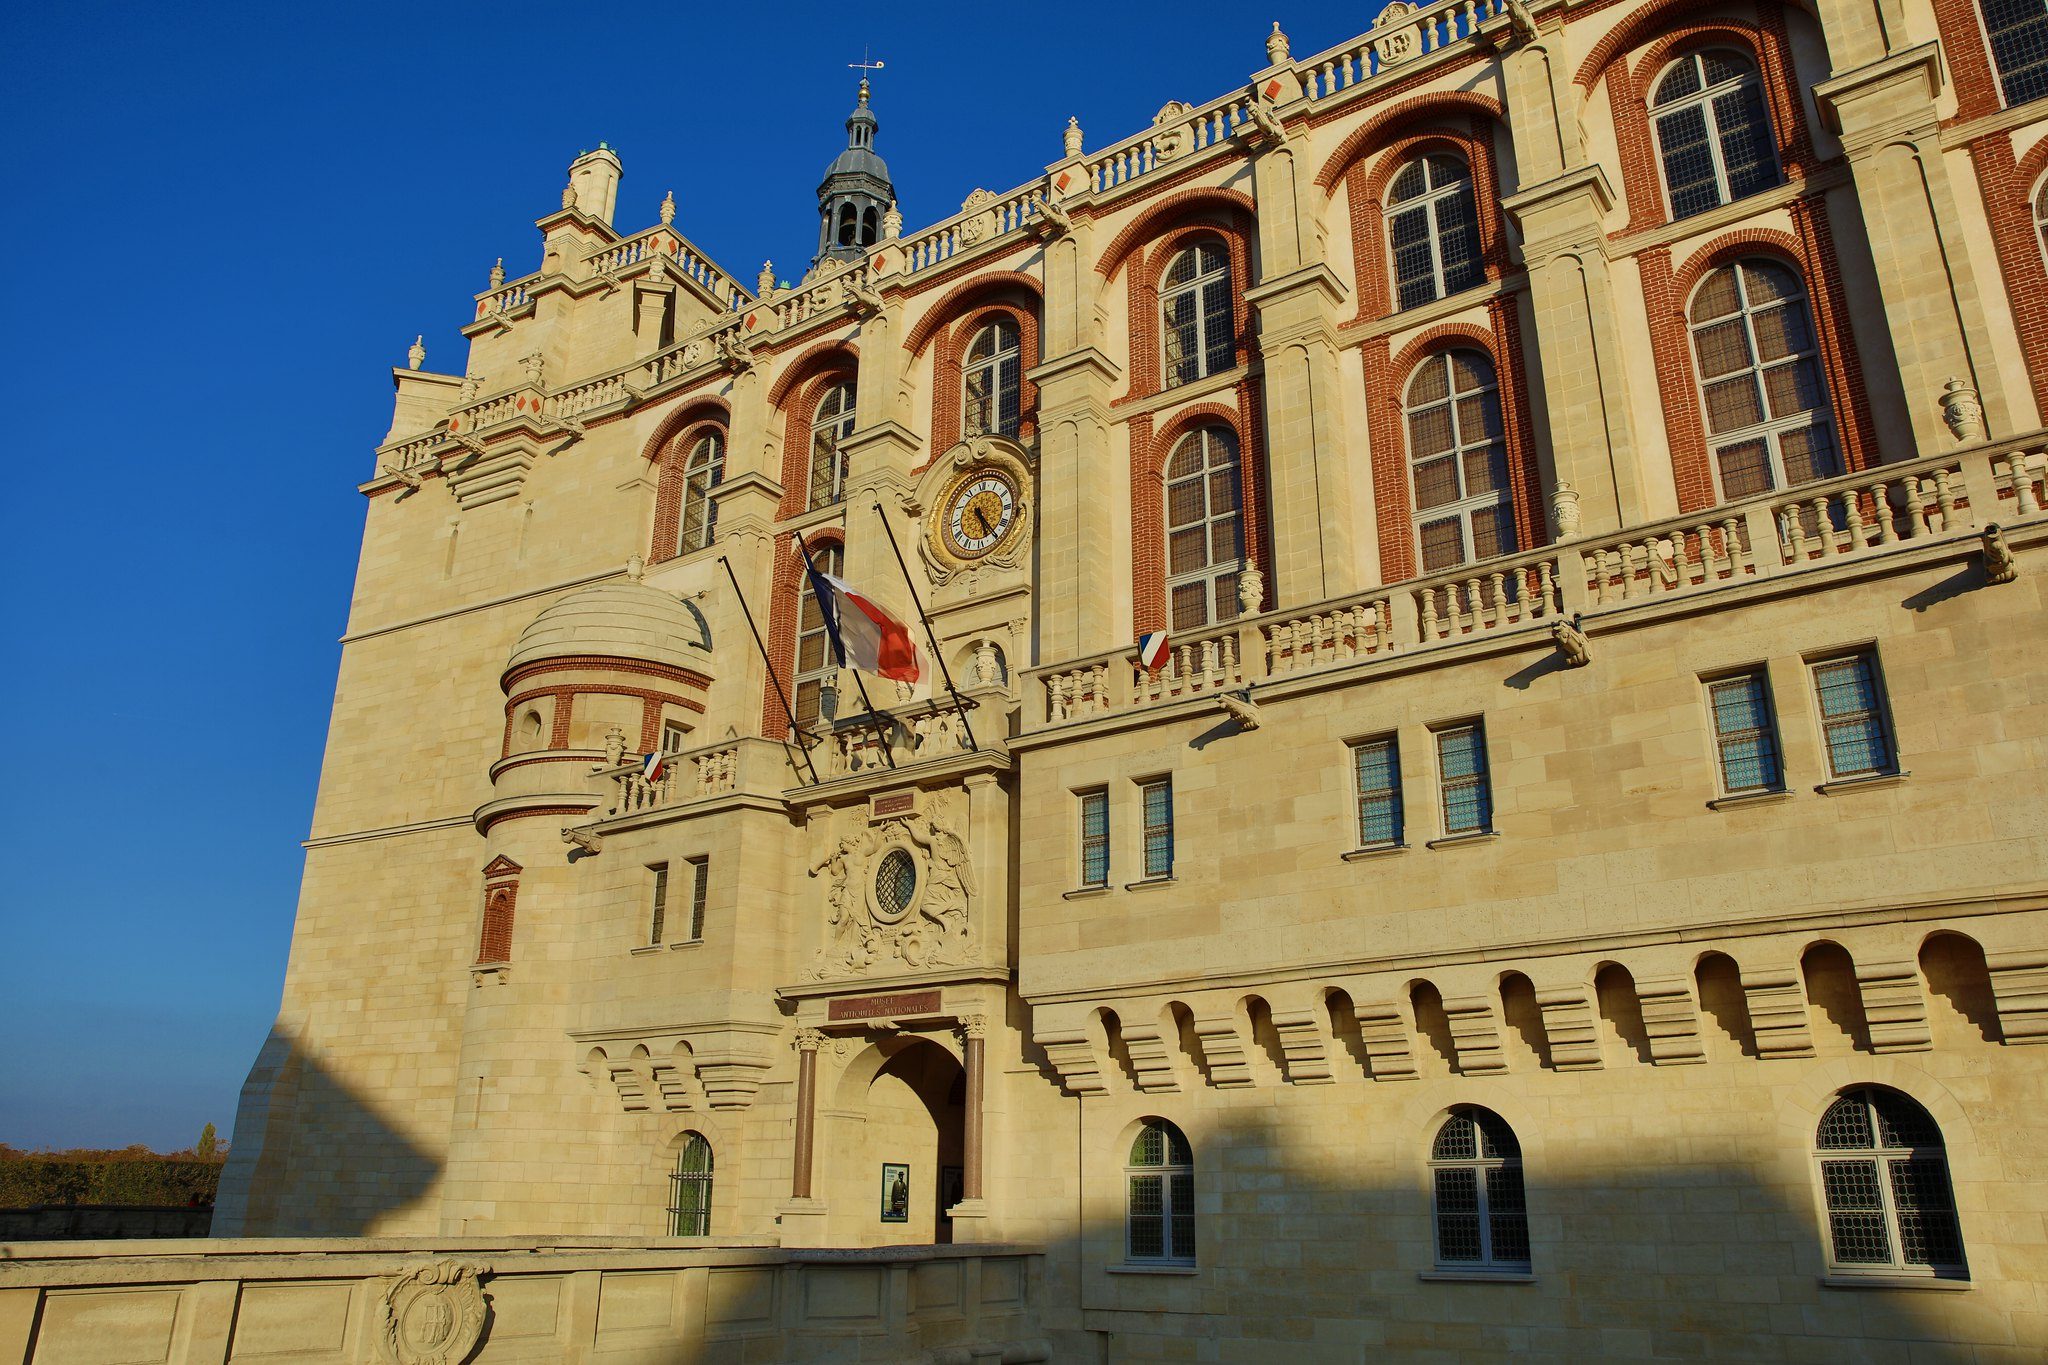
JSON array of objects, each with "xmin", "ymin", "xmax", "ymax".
[
  {"xmin": 489, "ymin": 258, "xmax": 506, "ymax": 289},
  {"xmin": 973, "ymin": 639, "xmax": 1001, "ymax": 687},
  {"xmin": 659, "ymin": 190, "xmax": 675, "ymax": 225},
  {"xmin": 758, "ymin": 260, "xmax": 777, "ymax": 295},
  {"xmin": 1550, "ymin": 481, "xmax": 1582, "ymax": 539},
  {"xmin": 602, "ymin": 724, "xmax": 628, "ymax": 768},
  {"xmin": 1063, "ymin": 116, "xmax": 1084, "ymax": 158},
  {"xmin": 1266, "ymin": 21, "xmax": 1290, "ymax": 63},
  {"xmin": 1941, "ymin": 376, "xmax": 1985, "ymax": 442},
  {"xmin": 1237, "ymin": 565, "xmax": 1265, "ymax": 615},
  {"xmin": 406, "ymin": 335, "xmax": 425, "ymax": 371},
  {"xmin": 561, "ymin": 181, "xmax": 579, "ymax": 210},
  {"xmin": 458, "ymin": 372, "xmax": 482, "ymax": 403},
  {"xmin": 882, "ymin": 201, "xmax": 902, "ymax": 241},
  {"xmin": 519, "ymin": 352, "xmax": 546, "ymax": 387}
]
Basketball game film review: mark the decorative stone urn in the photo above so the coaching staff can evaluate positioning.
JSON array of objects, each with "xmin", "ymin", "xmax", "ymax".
[
  {"xmin": 1551, "ymin": 482, "xmax": 1582, "ymax": 540},
  {"xmin": 1941, "ymin": 377, "xmax": 1985, "ymax": 442}
]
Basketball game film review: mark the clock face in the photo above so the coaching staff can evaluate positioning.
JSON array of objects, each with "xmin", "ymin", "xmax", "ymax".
[{"xmin": 943, "ymin": 474, "xmax": 1019, "ymax": 558}]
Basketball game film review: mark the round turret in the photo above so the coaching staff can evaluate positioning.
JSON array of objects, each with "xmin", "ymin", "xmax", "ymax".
[{"xmin": 507, "ymin": 580, "xmax": 711, "ymax": 675}]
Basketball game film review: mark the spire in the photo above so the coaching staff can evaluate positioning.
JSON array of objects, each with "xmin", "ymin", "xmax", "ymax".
[{"xmin": 815, "ymin": 78, "xmax": 895, "ymax": 269}]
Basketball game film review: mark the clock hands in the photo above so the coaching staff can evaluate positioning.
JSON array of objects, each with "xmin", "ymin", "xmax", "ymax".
[{"xmin": 970, "ymin": 506, "xmax": 990, "ymax": 538}]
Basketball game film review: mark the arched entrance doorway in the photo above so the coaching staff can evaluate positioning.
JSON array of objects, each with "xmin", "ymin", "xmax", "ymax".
[{"xmin": 829, "ymin": 1035, "xmax": 964, "ymax": 1245}]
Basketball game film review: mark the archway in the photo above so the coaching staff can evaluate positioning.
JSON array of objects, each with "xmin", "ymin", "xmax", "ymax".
[{"xmin": 831, "ymin": 1035, "xmax": 965, "ymax": 1245}]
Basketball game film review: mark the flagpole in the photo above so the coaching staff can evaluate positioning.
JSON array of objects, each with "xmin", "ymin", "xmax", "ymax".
[
  {"xmin": 869, "ymin": 501, "xmax": 977, "ymax": 752},
  {"xmin": 793, "ymin": 529, "xmax": 898, "ymax": 769},
  {"xmin": 718, "ymin": 553, "xmax": 821, "ymax": 786}
]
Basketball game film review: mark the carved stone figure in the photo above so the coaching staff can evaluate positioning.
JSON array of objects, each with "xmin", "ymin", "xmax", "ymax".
[
  {"xmin": 561, "ymin": 181, "xmax": 579, "ymax": 210},
  {"xmin": 375, "ymin": 1261, "xmax": 487, "ymax": 1365},
  {"xmin": 457, "ymin": 372, "xmax": 482, "ymax": 404},
  {"xmin": 1246, "ymin": 94, "xmax": 1286, "ymax": 143},
  {"xmin": 973, "ymin": 639, "xmax": 1001, "ymax": 687},
  {"xmin": 1372, "ymin": 1, "xmax": 1421, "ymax": 64},
  {"xmin": 716, "ymin": 328, "xmax": 757, "ymax": 375},
  {"xmin": 1064, "ymin": 116, "xmax": 1084, "ymax": 159},
  {"xmin": 1983, "ymin": 523, "xmax": 2019, "ymax": 584},
  {"xmin": 519, "ymin": 352, "xmax": 546, "ymax": 389},
  {"xmin": 1217, "ymin": 690, "xmax": 1263, "ymax": 731},
  {"xmin": 1507, "ymin": 0, "xmax": 1539, "ymax": 44},
  {"xmin": 842, "ymin": 272, "xmax": 885, "ymax": 317},
  {"xmin": 807, "ymin": 796, "xmax": 976, "ymax": 978},
  {"xmin": 1030, "ymin": 194, "xmax": 1073, "ymax": 240},
  {"xmin": 1941, "ymin": 376, "xmax": 1985, "ymax": 442},
  {"xmin": 1552, "ymin": 615, "xmax": 1592, "ymax": 668}
]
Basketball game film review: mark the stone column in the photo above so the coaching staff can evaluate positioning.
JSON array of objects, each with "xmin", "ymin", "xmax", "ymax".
[
  {"xmin": 959, "ymin": 1014, "xmax": 987, "ymax": 1201},
  {"xmin": 791, "ymin": 1027, "xmax": 823, "ymax": 1199}
]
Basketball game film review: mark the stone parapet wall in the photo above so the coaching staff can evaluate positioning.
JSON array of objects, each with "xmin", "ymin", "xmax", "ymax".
[{"xmin": 0, "ymin": 1239, "xmax": 1047, "ymax": 1365}]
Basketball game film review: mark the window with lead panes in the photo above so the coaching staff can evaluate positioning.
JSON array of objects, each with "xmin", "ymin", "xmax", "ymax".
[
  {"xmin": 808, "ymin": 382, "xmax": 856, "ymax": 509},
  {"xmin": 1351, "ymin": 737, "xmax": 1403, "ymax": 848},
  {"xmin": 792, "ymin": 541, "xmax": 844, "ymax": 735},
  {"xmin": 962, "ymin": 320, "xmax": 1023, "ymax": 438},
  {"xmin": 1126, "ymin": 1119, "xmax": 1195, "ymax": 1264},
  {"xmin": 685, "ymin": 856, "xmax": 709, "ymax": 941},
  {"xmin": 1707, "ymin": 670, "xmax": 1782, "ymax": 794},
  {"xmin": 1078, "ymin": 789, "xmax": 1109, "ymax": 888},
  {"xmin": 648, "ymin": 863, "xmax": 669, "ymax": 946},
  {"xmin": 1814, "ymin": 1088, "xmax": 1966, "ymax": 1276},
  {"xmin": 1140, "ymin": 777, "xmax": 1174, "ymax": 880},
  {"xmin": 1163, "ymin": 426, "xmax": 1245, "ymax": 632},
  {"xmin": 1160, "ymin": 241, "xmax": 1234, "ymax": 388},
  {"xmin": 677, "ymin": 432, "xmax": 724, "ymax": 556},
  {"xmin": 1688, "ymin": 260, "xmax": 1840, "ymax": 504},
  {"xmin": 1651, "ymin": 50, "xmax": 1781, "ymax": 220},
  {"xmin": 1983, "ymin": 0, "xmax": 2048, "ymax": 108},
  {"xmin": 1430, "ymin": 1107, "xmax": 1530, "ymax": 1271},
  {"xmin": 1435, "ymin": 723, "xmax": 1493, "ymax": 837},
  {"xmin": 1407, "ymin": 349, "xmax": 1515, "ymax": 575},
  {"xmin": 1811, "ymin": 652, "xmax": 1895, "ymax": 780},
  {"xmin": 1386, "ymin": 154, "xmax": 1484, "ymax": 310}
]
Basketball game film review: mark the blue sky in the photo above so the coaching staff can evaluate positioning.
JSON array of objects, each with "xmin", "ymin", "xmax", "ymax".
[{"xmin": 0, "ymin": 0, "xmax": 1379, "ymax": 1151}]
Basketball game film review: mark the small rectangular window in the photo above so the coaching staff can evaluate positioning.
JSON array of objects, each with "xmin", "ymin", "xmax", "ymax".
[
  {"xmin": 1436, "ymin": 722, "xmax": 1493, "ymax": 837},
  {"xmin": 648, "ymin": 863, "xmax": 669, "ymax": 945},
  {"xmin": 1078, "ymin": 788, "xmax": 1109, "ymax": 889},
  {"xmin": 685, "ymin": 856, "xmax": 709, "ymax": 942},
  {"xmin": 1140, "ymin": 777, "xmax": 1174, "ymax": 880},
  {"xmin": 1351, "ymin": 737, "xmax": 1403, "ymax": 848},
  {"xmin": 1707, "ymin": 670, "xmax": 1782, "ymax": 794},
  {"xmin": 660, "ymin": 720, "xmax": 689, "ymax": 754},
  {"xmin": 1811, "ymin": 651, "xmax": 1895, "ymax": 780}
]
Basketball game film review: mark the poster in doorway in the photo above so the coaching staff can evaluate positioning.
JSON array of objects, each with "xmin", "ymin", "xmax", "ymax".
[
  {"xmin": 939, "ymin": 1164, "xmax": 963, "ymax": 1225},
  {"xmin": 881, "ymin": 1163, "xmax": 910, "ymax": 1222}
]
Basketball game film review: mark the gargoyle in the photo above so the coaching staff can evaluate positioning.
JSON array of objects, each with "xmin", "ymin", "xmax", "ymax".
[
  {"xmin": 381, "ymin": 463, "xmax": 424, "ymax": 497},
  {"xmin": 1244, "ymin": 94, "xmax": 1286, "ymax": 144},
  {"xmin": 841, "ymin": 273, "xmax": 886, "ymax": 317},
  {"xmin": 1552, "ymin": 614, "xmax": 1591, "ymax": 668},
  {"xmin": 1983, "ymin": 523, "xmax": 2019, "ymax": 585},
  {"xmin": 1029, "ymin": 195, "xmax": 1073, "ymax": 241},
  {"xmin": 1217, "ymin": 689, "xmax": 1263, "ymax": 731},
  {"xmin": 1507, "ymin": 0, "xmax": 1539, "ymax": 44},
  {"xmin": 716, "ymin": 329, "xmax": 757, "ymax": 375},
  {"xmin": 562, "ymin": 826, "xmax": 603, "ymax": 855}
]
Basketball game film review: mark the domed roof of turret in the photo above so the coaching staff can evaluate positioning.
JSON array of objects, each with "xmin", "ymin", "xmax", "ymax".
[
  {"xmin": 820, "ymin": 79, "xmax": 892, "ymax": 190},
  {"xmin": 508, "ymin": 579, "xmax": 712, "ymax": 676}
]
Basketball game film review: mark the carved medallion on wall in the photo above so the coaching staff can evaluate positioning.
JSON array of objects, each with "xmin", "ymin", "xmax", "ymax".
[
  {"xmin": 372, "ymin": 1261, "xmax": 488, "ymax": 1365},
  {"xmin": 807, "ymin": 791, "xmax": 975, "ymax": 979}
]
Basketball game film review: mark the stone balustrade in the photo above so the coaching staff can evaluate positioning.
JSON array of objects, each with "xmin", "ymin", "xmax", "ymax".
[
  {"xmin": 594, "ymin": 739, "xmax": 766, "ymax": 823},
  {"xmin": 815, "ymin": 695, "xmax": 1002, "ymax": 780},
  {"xmin": 0, "ymin": 1239, "xmax": 1048, "ymax": 1365},
  {"xmin": 1296, "ymin": 0, "xmax": 1508, "ymax": 101},
  {"xmin": 1027, "ymin": 442, "xmax": 2048, "ymax": 731}
]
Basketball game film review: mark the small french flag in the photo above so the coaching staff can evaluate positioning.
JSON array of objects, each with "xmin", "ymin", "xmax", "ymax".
[
  {"xmin": 640, "ymin": 751, "xmax": 666, "ymax": 781},
  {"xmin": 1136, "ymin": 631, "xmax": 1170, "ymax": 671}
]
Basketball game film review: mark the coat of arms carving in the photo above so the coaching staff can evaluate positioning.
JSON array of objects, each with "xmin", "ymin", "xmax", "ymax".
[
  {"xmin": 372, "ymin": 1261, "xmax": 488, "ymax": 1365},
  {"xmin": 807, "ymin": 793, "xmax": 975, "ymax": 978}
]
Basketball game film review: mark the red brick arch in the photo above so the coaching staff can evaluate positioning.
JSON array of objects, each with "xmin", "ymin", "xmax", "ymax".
[
  {"xmin": 1967, "ymin": 130, "xmax": 2048, "ymax": 416},
  {"xmin": 765, "ymin": 338, "xmax": 860, "ymax": 410},
  {"xmin": 927, "ymin": 302, "xmax": 1041, "ymax": 460},
  {"xmin": 649, "ymin": 416, "xmax": 729, "ymax": 564},
  {"xmin": 1095, "ymin": 187, "xmax": 1258, "ymax": 280},
  {"xmin": 638, "ymin": 394, "xmax": 730, "ymax": 464},
  {"xmin": 903, "ymin": 271, "xmax": 1044, "ymax": 357},
  {"xmin": 1313, "ymin": 90, "xmax": 1507, "ymax": 193},
  {"xmin": 1120, "ymin": 215, "xmax": 1258, "ymax": 407},
  {"xmin": 1129, "ymin": 395, "xmax": 1269, "ymax": 635},
  {"xmin": 1343, "ymin": 122, "xmax": 1512, "ymax": 323},
  {"xmin": 776, "ymin": 366, "xmax": 861, "ymax": 519}
]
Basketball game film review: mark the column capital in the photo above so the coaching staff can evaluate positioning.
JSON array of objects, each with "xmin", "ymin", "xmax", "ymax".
[
  {"xmin": 958, "ymin": 1013, "xmax": 989, "ymax": 1040},
  {"xmin": 794, "ymin": 1027, "xmax": 827, "ymax": 1052}
]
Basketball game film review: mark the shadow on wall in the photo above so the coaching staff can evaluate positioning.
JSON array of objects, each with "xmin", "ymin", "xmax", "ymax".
[{"xmin": 212, "ymin": 1025, "xmax": 441, "ymax": 1237}]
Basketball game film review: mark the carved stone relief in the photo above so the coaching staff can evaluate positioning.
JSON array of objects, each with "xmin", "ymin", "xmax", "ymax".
[
  {"xmin": 807, "ymin": 792, "xmax": 975, "ymax": 979},
  {"xmin": 372, "ymin": 1261, "xmax": 488, "ymax": 1365}
]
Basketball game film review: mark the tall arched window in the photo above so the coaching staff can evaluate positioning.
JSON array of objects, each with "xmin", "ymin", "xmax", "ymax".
[
  {"xmin": 1815, "ymin": 1088, "xmax": 1966, "ymax": 1277},
  {"xmin": 1983, "ymin": 0, "xmax": 2048, "ymax": 107},
  {"xmin": 1387, "ymin": 154, "xmax": 1483, "ymax": 310},
  {"xmin": 1430, "ymin": 1107, "xmax": 1530, "ymax": 1272},
  {"xmin": 1126, "ymin": 1119, "xmax": 1195, "ymax": 1264},
  {"xmin": 793, "ymin": 540, "xmax": 844, "ymax": 734},
  {"xmin": 1163, "ymin": 426, "xmax": 1244, "ymax": 632},
  {"xmin": 1652, "ymin": 50, "xmax": 1780, "ymax": 220},
  {"xmin": 677, "ymin": 432, "xmax": 724, "ymax": 557},
  {"xmin": 2034, "ymin": 177, "xmax": 2048, "ymax": 269},
  {"xmin": 1407, "ymin": 349, "xmax": 1514, "ymax": 574},
  {"xmin": 1161, "ymin": 241, "xmax": 1234, "ymax": 388},
  {"xmin": 667, "ymin": 1132, "xmax": 714, "ymax": 1236},
  {"xmin": 808, "ymin": 382, "xmax": 857, "ymax": 509},
  {"xmin": 963, "ymin": 320, "xmax": 1022, "ymax": 438},
  {"xmin": 1688, "ymin": 259, "xmax": 1839, "ymax": 502}
]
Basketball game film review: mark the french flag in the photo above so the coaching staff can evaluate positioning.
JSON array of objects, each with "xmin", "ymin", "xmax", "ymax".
[
  {"xmin": 640, "ymin": 750, "xmax": 666, "ymax": 781},
  {"xmin": 804, "ymin": 563, "xmax": 923, "ymax": 685}
]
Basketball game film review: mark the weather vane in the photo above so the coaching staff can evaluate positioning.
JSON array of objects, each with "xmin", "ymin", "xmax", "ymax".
[{"xmin": 849, "ymin": 46, "xmax": 886, "ymax": 77}]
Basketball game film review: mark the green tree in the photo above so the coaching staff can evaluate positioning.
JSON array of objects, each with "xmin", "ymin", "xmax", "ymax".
[{"xmin": 195, "ymin": 1123, "xmax": 217, "ymax": 1160}]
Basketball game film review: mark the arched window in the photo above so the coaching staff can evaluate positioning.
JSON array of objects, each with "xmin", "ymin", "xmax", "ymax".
[
  {"xmin": 1126, "ymin": 1119, "xmax": 1195, "ymax": 1264},
  {"xmin": 1407, "ymin": 349, "xmax": 1514, "ymax": 573},
  {"xmin": 862, "ymin": 206, "xmax": 880, "ymax": 244},
  {"xmin": 677, "ymin": 432, "xmax": 724, "ymax": 557},
  {"xmin": 1430, "ymin": 1107, "xmax": 1530, "ymax": 1272},
  {"xmin": 837, "ymin": 203, "xmax": 858, "ymax": 247},
  {"xmin": 1688, "ymin": 259, "xmax": 1839, "ymax": 502},
  {"xmin": 520, "ymin": 710, "xmax": 544, "ymax": 742},
  {"xmin": 2034, "ymin": 177, "xmax": 2048, "ymax": 270},
  {"xmin": 793, "ymin": 540, "xmax": 844, "ymax": 734},
  {"xmin": 667, "ymin": 1132, "xmax": 714, "ymax": 1236},
  {"xmin": 1652, "ymin": 50, "xmax": 1781, "ymax": 220},
  {"xmin": 1387, "ymin": 154, "xmax": 1483, "ymax": 310},
  {"xmin": 963, "ymin": 320, "xmax": 1022, "ymax": 438},
  {"xmin": 808, "ymin": 382, "xmax": 857, "ymax": 509},
  {"xmin": 1815, "ymin": 1088, "xmax": 1966, "ymax": 1277},
  {"xmin": 1163, "ymin": 426, "xmax": 1244, "ymax": 632},
  {"xmin": 1161, "ymin": 241, "xmax": 1234, "ymax": 388},
  {"xmin": 1983, "ymin": 0, "xmax": 2048, "ymax": 107}
]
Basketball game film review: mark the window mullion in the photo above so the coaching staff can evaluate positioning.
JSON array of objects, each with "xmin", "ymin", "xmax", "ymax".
[{"xmin": 1874, "ymin": 1145, "xmax": 1907, "ymax": 1272}]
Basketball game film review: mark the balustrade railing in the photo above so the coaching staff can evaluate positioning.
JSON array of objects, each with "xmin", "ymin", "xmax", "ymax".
[
  {"xmin": 1296, "ymin": 0, "xmax": 1508, "ymax": 101},
  {"xmin": 1027, "ymin": 442, "xmax": 2048, "ymax": 731},
  {"xmin": 476, "ymin": 276, "xmax": 534, "ymax": 317},
  {"xmin": 603, "ymin": 744, "xmax": 742, "ymax": 818},
  {"xmin": 585, "ymin": 228, "xmax": 751, "ymax": 311}
]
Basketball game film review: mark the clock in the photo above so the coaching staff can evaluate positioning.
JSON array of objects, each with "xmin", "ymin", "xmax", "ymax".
[{"xmin": 941, "ymin": 472, "xmax": 1019, "ymax": 559}]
